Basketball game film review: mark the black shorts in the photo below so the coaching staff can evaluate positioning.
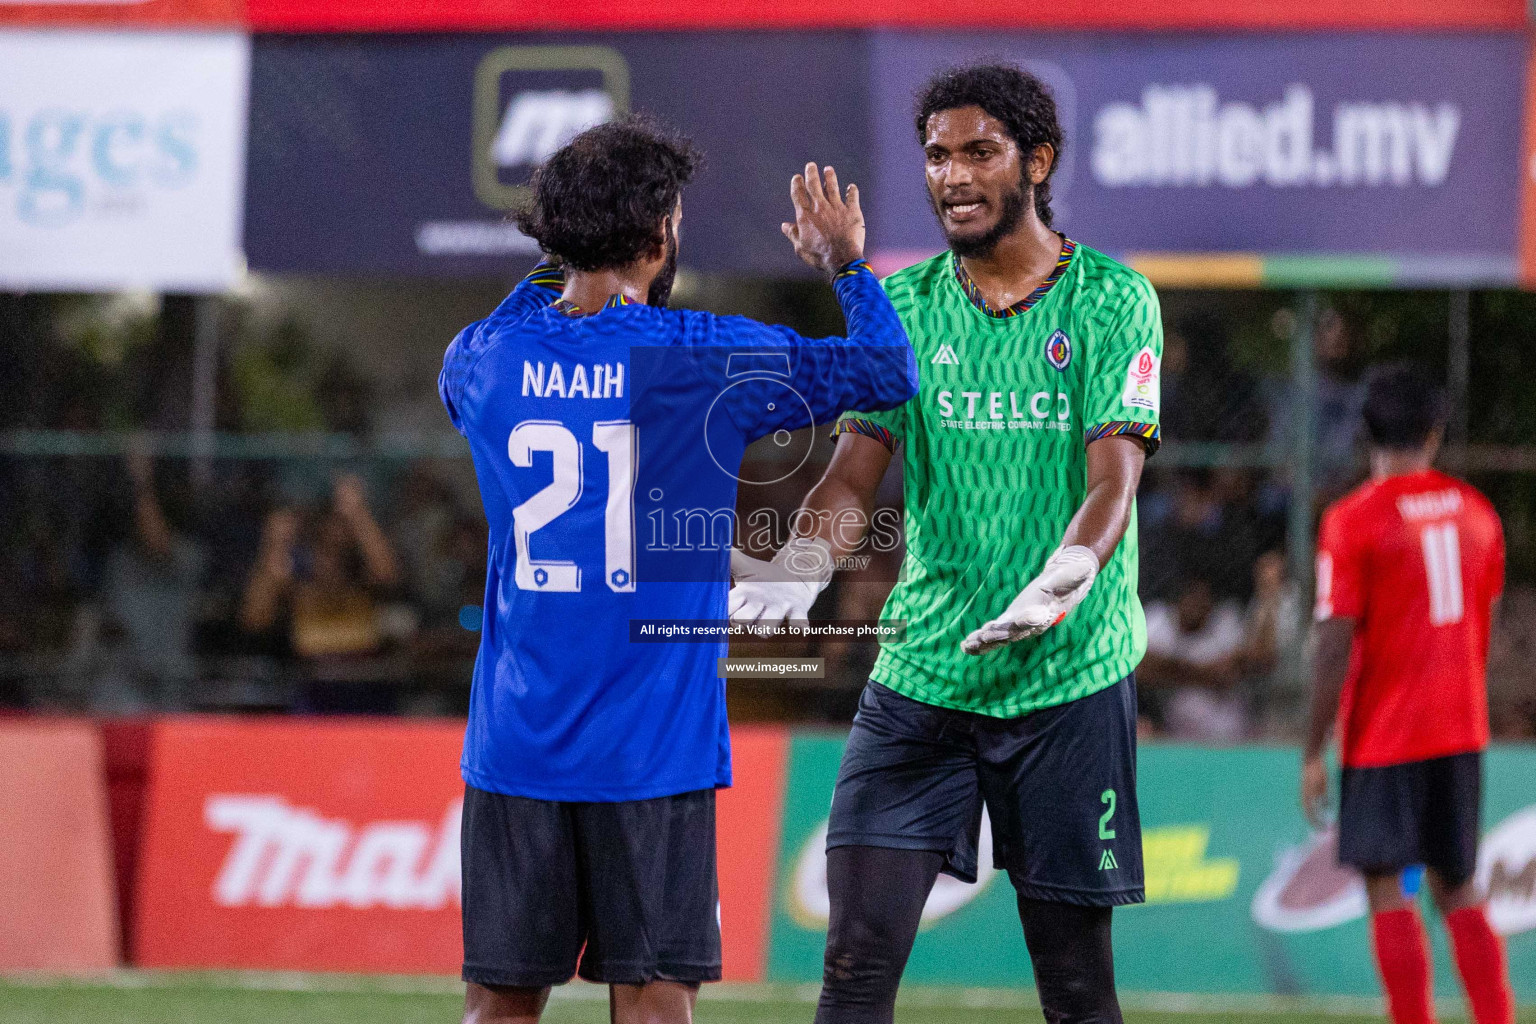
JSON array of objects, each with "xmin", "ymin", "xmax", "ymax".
[
  {"xmin": 1338, "ymin": 751, "xmax": 1482, "ymax": 887},
  {"xmin": 827, "ymin": 676, "xmax": 1144, "ymax": 907},
  {"xmin": 460, "ymin": 784, "xmax": 722, "ymax": 988}
]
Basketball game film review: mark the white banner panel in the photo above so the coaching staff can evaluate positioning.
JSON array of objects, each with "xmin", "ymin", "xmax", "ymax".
[{"xmin": 0, "ymin": 31, "xmax": 249, "ymax": 292}]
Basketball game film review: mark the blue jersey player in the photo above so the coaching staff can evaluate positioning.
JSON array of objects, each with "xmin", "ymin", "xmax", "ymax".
[{"xmin": 439, "ymin": 117, "xmax": 917, "ymax": 1024}]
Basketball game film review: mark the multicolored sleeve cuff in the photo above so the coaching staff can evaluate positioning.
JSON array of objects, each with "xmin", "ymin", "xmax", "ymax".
[
  {"xmin": 833, "ymin": 258, "xmax": 873, "ymax": 280},
  {"xmin": 830, "ymin": 417, "xmax": 898, "ymax": 453},
  {"xmin": 1086, "ymin": 420, "xmax": 1160, "ymax": 456},
  {"xmin": 524, "ymin": 258, "xmax": 565, "ymax": 291}
]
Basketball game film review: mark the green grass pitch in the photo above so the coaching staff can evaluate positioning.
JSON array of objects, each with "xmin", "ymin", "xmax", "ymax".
[{"xmin": 1, "ymin": 975, "xmax": 1531, "ymax": 1024}]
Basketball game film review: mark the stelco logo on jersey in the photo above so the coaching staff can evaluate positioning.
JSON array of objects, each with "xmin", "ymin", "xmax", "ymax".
[
  {"xmin": 472, "ymin": 45, "xmax": 630, "ymax": 213},
  {"xmin": 934, "ymin": 388, "xmax": 1071, "ymax": 432}
]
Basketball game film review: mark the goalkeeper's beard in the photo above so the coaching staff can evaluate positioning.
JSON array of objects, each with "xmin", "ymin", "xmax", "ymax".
[{"xmin": 933, "ymin": 179, "xmax": 1030, "ymax": 260}]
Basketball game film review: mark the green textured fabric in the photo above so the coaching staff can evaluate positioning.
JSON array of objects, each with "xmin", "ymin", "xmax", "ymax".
[{"xmin": 839, "ymin": 243, "xmax": 1163, "ymax": 717}]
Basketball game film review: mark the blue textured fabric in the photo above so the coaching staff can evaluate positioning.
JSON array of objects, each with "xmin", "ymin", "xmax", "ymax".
[{"xmin": 440, "ymin": 263, "xmax": 917, "ymax": 801}]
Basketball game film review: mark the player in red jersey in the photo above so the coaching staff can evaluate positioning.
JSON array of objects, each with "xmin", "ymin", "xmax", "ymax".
[{"xmin": 1302, "ymin": 364, "xmax": 1512, "ymax": 1024}]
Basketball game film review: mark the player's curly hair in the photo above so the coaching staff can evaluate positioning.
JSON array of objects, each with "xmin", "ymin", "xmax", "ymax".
[
  {"xmin": 915, "ymin": 64, "xmax": 1064, "ymax": 227},
  {"xmin": 515, "ymin": 115, "xmax": 701, "ymax": 271}
]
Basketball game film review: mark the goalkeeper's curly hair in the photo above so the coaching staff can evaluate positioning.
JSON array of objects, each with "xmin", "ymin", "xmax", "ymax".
[
  {"xmin": 915, "ymin": 64, "xmax": 1064, "ymax": 227},
  {"xmin": 515, "ymin": 115, "xmax": 701, "ymax": 271}
]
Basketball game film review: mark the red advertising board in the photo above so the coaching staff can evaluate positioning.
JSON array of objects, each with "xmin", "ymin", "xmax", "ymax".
[
  {"xmin": 246, "ymin": 0, "xmax": 1524, "ymax": 32},
  {"xmin": 133, "ymin": 717, "xmax": 789, "ymax": 978},
  {"xmin": 0, "ymin": 0, "xmax": 1518, "ymax": 32},
  {"xmin": 0, "ymin": 0, "xmax": 241, "ymax": 27},
  {"xmin": 0, "ymin": 720, "xmax": 119, "ymax": 970},
  {"xmin": 717, "ymin": 727, "xmax": 790, "ymax": 981},
  {"xmin": 135, "ymin": 717, "xmax": 466, "ymax": 972}
]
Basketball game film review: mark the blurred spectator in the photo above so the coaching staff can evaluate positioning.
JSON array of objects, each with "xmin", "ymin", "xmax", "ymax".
[
  {"xmin": 390, "ymin": 467, "xmax": 470, "ymax": 628},
  {"xmin": 1139, "ymin": 552, "xmax": 1297, "ymax": 742},
  {"xmin": 1265, "ymin": 306, "xmax": 1366, "ymax": 500},
  {"xmin": 193, "ymin": 463, "xmax": 276, "ymax": 658},
  {"xmin": 1160, "ymin": 311, "xmax": 1267, "ymax": 444},
  {"xmin": 1140, "ymin": 468, "xmax": 1261, "ymax": 603},
  {"xmin": 240, "ymin": 474, "xmax": 402, "ymax": 712},
  {"xmin": 1140, "ymin": 578, "xmax": 1248, "ymax": 740},
  {"xmin": 55, "ymin": 446, "xmax": 204, "ymax": 712},
  {"xmin": 1235, "ymin": 550, "xmax": 1301, "ymax": 732}
]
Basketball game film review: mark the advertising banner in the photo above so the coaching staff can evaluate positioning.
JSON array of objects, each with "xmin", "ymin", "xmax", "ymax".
[
  {"xmin": 244, "ymin": 33, "xmax": 867, "ymax": 278},
  {"xmin": 0, "ymin": 0, "xmax": 240, "ymax": 28},
  {"xmin": 0, "ymin": 720, "xmax": 118, "ymax": 970},
  {"xmin": 767, "ymin": 740, "xmax": 1536, "ymax": 998},
  {"xmin": 0, "ymin": 31, "xmax": 249, "ymax": 292},
  {"xmin": 245, "ymin": 32, "xmax": 1528, "ymax": 287},
  {"xmin": 868, "ymin": 32, "xmax": 1527, "ymax": 287},
  {"xmin": 132, "ymin": 717, "xmax": 789, "ymax": 978},
  {"xmin": 244, "ymin": 0, "xmax": 1525, "ymax": 33},
  {"xmin": 134, "ymin": 717, "xmax": 468, "ymax": 972}
]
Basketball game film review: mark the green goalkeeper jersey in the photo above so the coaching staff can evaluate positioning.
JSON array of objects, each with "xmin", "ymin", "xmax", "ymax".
[{"xmin": 834, "ymin": 239, "xmax": 1162, "ymax": 717}]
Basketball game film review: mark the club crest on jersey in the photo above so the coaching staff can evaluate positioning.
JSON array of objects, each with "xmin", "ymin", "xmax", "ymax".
[
  {"xmin": 1045, "ymin": 330, "xmax": 1072, "ymax": 371},
  {"xmin": 931, "ymin": 343, "xmax": 960, "ymax": 366}
]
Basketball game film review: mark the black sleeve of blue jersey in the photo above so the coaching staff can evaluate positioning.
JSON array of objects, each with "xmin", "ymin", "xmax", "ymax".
[
  {"xmin": 438, "ymin": 259, "xmax": 564, "ymax": 435},
  {"xmin": 700, "ymin": 261, "xmax": 918, "ymax": 443}
]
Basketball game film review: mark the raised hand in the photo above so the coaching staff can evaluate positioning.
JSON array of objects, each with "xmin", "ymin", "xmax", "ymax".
[{"xmin": 781, "ymin": 162, "xmax": 865, "ymax": 279}]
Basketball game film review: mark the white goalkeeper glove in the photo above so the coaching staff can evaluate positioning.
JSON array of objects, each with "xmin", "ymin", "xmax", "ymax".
[
  {"xmin": 728, "ymin": 536, "xmax": 835, "ymax": 627},
  {"xmin": 961, "ymin": 544, "xmax": 1099, "ymax": 655}
]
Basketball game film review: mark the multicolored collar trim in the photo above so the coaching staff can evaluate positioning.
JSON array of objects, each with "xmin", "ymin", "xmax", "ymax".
[
  {"xmin": 953, "ymin": 236, "xmax": 1076, "ymax": 319},
  {"xmin": 552, "ymin": 293, "xmax": 638, "ymax": 317}
]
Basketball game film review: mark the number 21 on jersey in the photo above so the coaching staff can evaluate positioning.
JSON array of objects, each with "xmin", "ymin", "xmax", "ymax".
[{"xmin": 507, "ymin": 419, "xmax": 637, "ymax": 594}]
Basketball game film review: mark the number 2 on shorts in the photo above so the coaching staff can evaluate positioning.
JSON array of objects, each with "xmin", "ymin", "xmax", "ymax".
[{"xmin": 1099, "ymin": 789, "xmax": 1117, "ymax": 840}]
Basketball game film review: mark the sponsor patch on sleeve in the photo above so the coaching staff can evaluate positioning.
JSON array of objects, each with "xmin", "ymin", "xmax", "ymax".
[{"xmin": 1121, "ymin": 346, "xmax": 1160, "ymax": 414}]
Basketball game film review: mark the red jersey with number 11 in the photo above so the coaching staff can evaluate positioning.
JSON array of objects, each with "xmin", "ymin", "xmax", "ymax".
[{"xmin": 1315, "ymin": 469, "xmax": 1504, "ymax": 768}]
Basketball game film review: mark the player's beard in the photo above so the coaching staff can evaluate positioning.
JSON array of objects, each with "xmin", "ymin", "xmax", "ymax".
[
  {"xmin": 937, "ymin": 179, "xmax": 1030, "ymax": 260},
  {"xmin": 647, "ymin": 220, "xmax": 679, "ymax": 307}
]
